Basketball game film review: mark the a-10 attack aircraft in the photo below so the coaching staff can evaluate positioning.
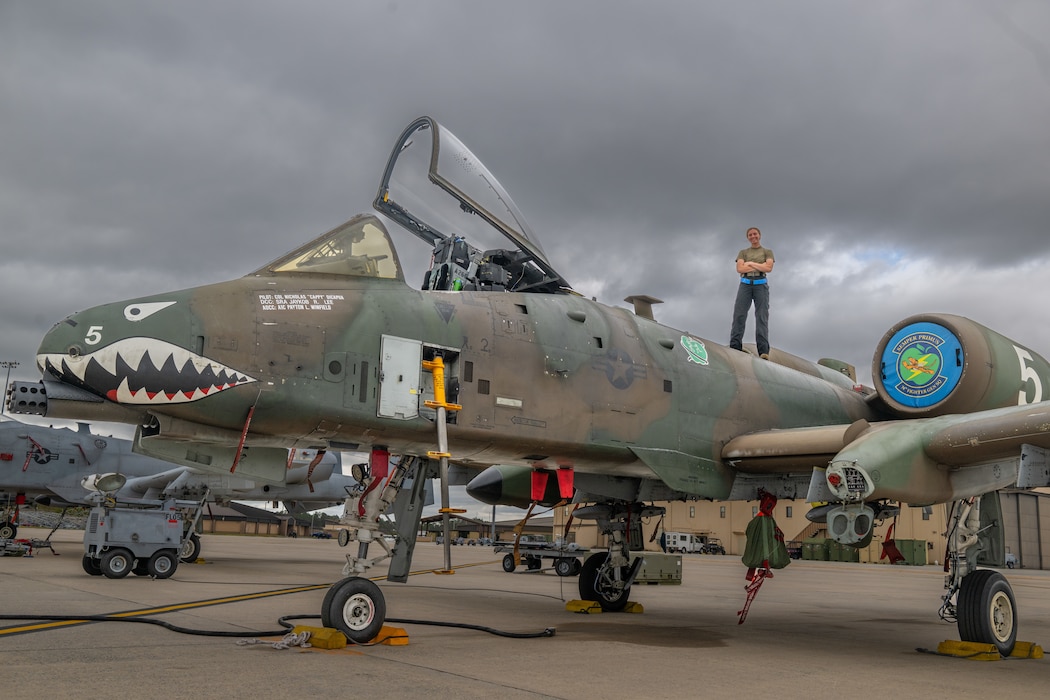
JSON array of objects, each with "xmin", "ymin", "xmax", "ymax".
[
  {"xmin": 9, "ymin": 115, "xmax": 1050, "ymax": 654},
  {"xmin": 0, "ymin": 417, "xmax": 352, "ymax": 560}
]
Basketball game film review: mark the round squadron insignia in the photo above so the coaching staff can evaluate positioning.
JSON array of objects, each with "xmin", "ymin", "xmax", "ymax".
[
  {"xmin": 680, "ymin": 335, "xmax": 709, "ymax": 365},
  {"xmin": 898, "ymin": 343, "xmax": 943, "ymax": 389},
  {"xmin": 879, "ymin": 321, "xmax": 964, "ymax": 409}
]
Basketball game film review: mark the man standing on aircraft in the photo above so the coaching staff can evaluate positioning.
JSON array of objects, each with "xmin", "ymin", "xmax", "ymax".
[{"xmin": 729, "ymin": 227, "xmax": 775, "ymax": 358}]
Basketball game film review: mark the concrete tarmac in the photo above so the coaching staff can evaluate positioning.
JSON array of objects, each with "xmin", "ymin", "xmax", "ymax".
[{"xmin": 2, "ymin": 527, "xmax": 1047, "ymax": 699}]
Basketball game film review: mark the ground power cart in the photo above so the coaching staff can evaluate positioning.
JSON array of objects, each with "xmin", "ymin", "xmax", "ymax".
[{"xmin": 82, "ymin": 496, "xmax": 205, "ymax": 579}]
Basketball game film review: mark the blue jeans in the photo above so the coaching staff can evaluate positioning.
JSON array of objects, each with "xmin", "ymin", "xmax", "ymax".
[{"xmin": 729, "ymin": 282, "xmax": 770, "ymax": 356}]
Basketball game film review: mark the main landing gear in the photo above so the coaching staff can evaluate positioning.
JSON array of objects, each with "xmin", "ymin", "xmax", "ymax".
[
  {"xmin": 939, "ymin": 496, "xmax": 1018, "ymax": 656},
  {"xmin": 573, "ymin": 501, "xmax": 664, "ymax": 612}
]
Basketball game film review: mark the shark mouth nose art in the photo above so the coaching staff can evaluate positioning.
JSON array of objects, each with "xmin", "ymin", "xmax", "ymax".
[{"xmin": 39, "ymin": 337, "xmax": 256, "ymax": 405}]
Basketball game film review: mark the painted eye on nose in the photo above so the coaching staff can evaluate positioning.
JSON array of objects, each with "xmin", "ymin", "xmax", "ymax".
[{"xmin": 124, "ymin": 301, "xmax": 177, "ymax": 321}]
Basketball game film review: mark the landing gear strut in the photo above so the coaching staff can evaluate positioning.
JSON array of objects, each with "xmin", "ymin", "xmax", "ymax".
[{"xmin": 939, "ymin": 496, "xmax": 1018, "ymax": 656}]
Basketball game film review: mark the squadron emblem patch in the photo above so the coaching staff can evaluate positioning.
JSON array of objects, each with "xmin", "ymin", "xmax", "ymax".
[
  {"xmin": 680, "ymin": 335, "xmax": 709, "ymax": 366},
  {"xmin": 879, "ymin": 320, "xmax": 964, "ymax": 409},
  {"xmin": 894, "ymin": 334, "xmax": 946, "ymax": 398}
]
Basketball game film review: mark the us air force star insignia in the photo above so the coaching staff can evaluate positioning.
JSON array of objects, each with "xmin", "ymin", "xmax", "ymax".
[
  {"xmin": 680, "ymin": 336, "xmax": 709, "ymax": 365},
  {"xmin": 592, "ymin": 348, "xmax": 646, "ymax": 389}
]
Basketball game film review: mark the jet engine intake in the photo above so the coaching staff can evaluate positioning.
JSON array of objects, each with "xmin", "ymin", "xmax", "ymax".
[{"xmin": 873, "ymin": 313, "xmax": 1050, "ymax": 418}]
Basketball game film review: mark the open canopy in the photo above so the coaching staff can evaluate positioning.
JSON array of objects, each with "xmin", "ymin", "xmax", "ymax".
[{"xmin": 374, "ymin": 116, "xmax": 573, "ymax": 294}]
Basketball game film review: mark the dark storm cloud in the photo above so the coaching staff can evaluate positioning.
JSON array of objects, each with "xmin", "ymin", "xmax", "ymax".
[{"xmin": 3, "ymin": 0, "xmax": 1049, "ymax": 392}]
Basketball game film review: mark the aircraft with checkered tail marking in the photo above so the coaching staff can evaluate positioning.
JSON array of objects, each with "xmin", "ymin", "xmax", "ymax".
[{"xmin": 10, "ymin": 115, "xmax": 1050, "ymax": 654}]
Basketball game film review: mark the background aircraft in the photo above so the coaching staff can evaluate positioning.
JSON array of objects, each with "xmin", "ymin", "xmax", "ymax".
[
  {"xmin": 9, "ymin": 116, "xmax": 1050, "ymax": 655},
  {"xmin": 0, "ymin": 417, "xmax": 354, "ymax": 560}
]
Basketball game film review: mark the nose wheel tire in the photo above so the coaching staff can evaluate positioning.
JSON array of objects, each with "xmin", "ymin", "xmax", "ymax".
[
  {"xmin": 957, "ymin": 569, "xmax": 1017, "ymax": 656},
  {"xmin": 321, "ymin": 576, "xmax": 386, "ymax": 644}
]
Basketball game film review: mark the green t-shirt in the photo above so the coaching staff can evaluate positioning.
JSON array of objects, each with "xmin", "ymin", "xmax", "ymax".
[{"xmin": 736, "ymin": 246, "xmax": 774, "ymax": 278}]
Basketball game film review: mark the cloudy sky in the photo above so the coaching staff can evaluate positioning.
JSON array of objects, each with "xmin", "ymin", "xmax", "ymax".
[{"xmin": 3, "ymin": 2, "xmax": 1049, "ymax": 516}]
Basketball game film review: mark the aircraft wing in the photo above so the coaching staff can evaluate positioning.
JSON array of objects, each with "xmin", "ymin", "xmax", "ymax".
[
  {"xmin": 723, "ymin": 402, "xmax": 1050, "ymax": 504},
  {"xmin": 722, "ymin": 424, "xmax": 855, "ymax": 473}
]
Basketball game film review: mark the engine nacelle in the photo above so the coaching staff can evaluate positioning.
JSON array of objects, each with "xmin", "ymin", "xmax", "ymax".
[{"xmin": 873, "ymin": 313, "xmax": 1050, "ymax": 418}]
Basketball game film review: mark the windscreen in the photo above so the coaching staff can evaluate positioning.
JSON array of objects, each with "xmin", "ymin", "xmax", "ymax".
[{"xmin": 257, "ymin": 215, "xmax": 403, "ymax": 281}]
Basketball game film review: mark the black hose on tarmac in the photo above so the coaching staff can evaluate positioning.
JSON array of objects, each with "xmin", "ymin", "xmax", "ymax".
[{"xmin": 0, "ymin": 613, "xmax": 556, "ymax": 639}]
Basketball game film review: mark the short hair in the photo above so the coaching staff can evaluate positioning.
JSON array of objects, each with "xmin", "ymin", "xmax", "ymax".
[{"xmin": 746, "ymin": 227, "xmax": 761, "ymax": 236}]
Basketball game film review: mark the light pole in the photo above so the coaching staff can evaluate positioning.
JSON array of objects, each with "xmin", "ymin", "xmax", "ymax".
[{"xmin": 0, "ymin": 361, "xmax": 18, "ymax": 416}]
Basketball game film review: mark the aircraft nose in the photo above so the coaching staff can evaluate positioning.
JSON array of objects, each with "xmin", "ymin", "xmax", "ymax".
[
  {"xmin": 36, "ymin": 314, "xmax": 89, "ymax": 379},
  {"xmin": 7, "ymin": 304, "xmax": 142, "ymax": 420},
  {"xmin": 35, "ymin": 301, "xmax": 128, "ymax": 386},
  {"xmin": 34, "ymin": 296, "xmax": 257, "ymax": 408}
]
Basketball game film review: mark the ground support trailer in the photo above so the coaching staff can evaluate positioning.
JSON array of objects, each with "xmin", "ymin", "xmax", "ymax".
[
  {"xmin": 82, "ymin": 495, "xmax": 205, "ymax": 579},
  {"xmin": 495, "ymin": 542, "xmax": 590, "ymax": 577}
]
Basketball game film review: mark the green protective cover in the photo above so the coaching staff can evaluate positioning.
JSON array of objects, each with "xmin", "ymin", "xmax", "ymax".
[{"xmin": 741, "ymin": 515, "xmax": 791, "ymax": 570}]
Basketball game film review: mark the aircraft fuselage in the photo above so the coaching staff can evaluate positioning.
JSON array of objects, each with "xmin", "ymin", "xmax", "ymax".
[{"xmin": 29, "ymin": 261, "xmax": 875, "ymax": 500}]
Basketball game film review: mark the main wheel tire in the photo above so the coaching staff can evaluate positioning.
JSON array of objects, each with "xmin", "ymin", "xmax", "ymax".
[
  {"xmin": 148, "ymin": 550, "xmax": 178, "ymax": 579},
  {"xmin": 321, "ymin": 577, "xmax": 386, "ymax": 644},
  {"xmin": 0, "ymin": 521, "xmax": 17, "ymax": 539},
  {"xmin": 578, "ymin": 552, "xmax": 631, "ymax": 612},
  {"xmin": 179, "ymin": 534, "xmax": 201, "ymax": 563},
  {"xmin": 958, "ymin": 569, "xmax": 1017, "ymax": 656},
  {"xmin": 502, "ymin": 553, "xmax": 516, "ymax": 572},
  {"xmin": 82, "ymin": 555, "xmax": 103, "ymax": 576},
  {"xmin": 100, "ymin": 548, "xmax": 133, "ymax": 579},
  {"xmin": 555, "ymin": 558, "xmax": 575, "ymax": 577}
]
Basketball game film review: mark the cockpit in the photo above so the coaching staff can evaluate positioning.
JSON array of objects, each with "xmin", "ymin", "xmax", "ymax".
[{"xmin": 254, "ymin": 116, "xmax": 573, "ymax": 296}]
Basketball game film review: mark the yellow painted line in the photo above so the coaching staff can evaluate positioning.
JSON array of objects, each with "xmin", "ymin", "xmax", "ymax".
[{"xmin": 0, "ymin": 560, "xmax": 499, "ymax": 637}]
